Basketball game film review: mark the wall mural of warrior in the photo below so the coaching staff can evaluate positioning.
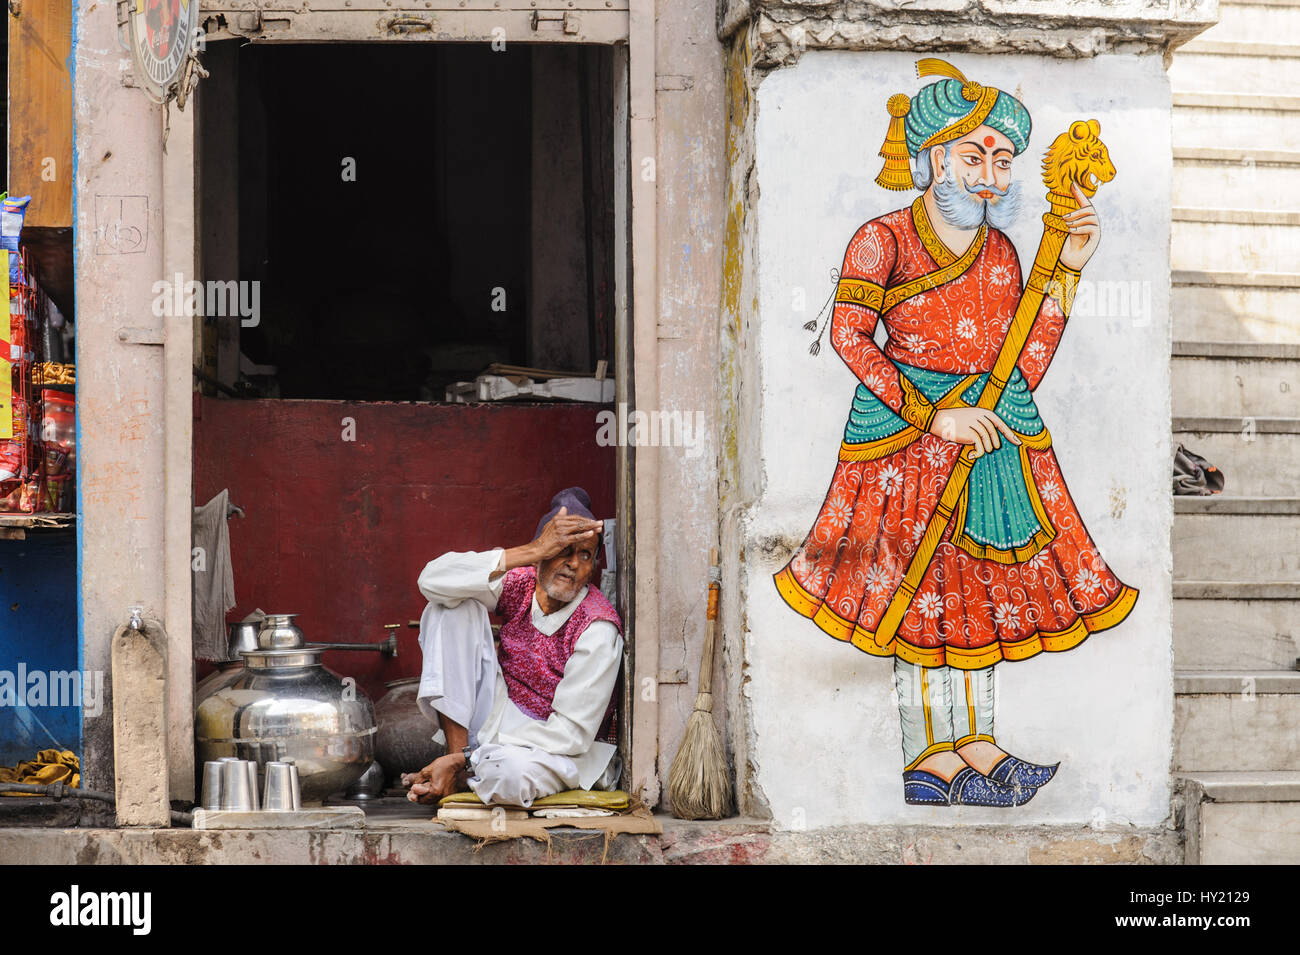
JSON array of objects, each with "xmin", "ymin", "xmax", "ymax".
[{"xmin": 773, "ymin": 58, "xmax": 1138, "ymax": 808}]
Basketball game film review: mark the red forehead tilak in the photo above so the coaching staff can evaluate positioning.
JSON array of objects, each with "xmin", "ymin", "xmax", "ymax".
[{"xmin": 983, "ymin": 135, "xmax": 996, "ymax": 148}]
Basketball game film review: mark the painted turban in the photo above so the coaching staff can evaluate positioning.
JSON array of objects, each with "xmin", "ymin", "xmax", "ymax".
[{"xmin": 876, "ymin": 59, "xmax": 1033, "ymax": 191}]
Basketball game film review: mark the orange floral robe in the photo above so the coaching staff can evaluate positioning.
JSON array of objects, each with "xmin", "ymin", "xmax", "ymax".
[{"xmin": 774, "ymin": 197, "xmax": 1138, "ymax": 670}]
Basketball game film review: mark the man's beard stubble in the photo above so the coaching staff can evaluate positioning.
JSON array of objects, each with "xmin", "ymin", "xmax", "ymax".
[
  {"xmin": 933, "ymin": 173, "xmax": 1021, "ymax": 231},
  {"xmin": 541, "ymin": 570, "xmax": 582, "ymax": 606}
]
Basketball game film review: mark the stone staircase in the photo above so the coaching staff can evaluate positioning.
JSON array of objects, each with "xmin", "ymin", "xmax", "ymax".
[{"xmin": 1168, "ymin": 0, "xmax": 1300, "ymax": 864}]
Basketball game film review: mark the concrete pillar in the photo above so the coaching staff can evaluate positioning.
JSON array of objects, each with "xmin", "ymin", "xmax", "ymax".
[
  {"xmin": 74, "ymin": 2, "xmax": 169, "ymax": 795},
  {"xmin": 651, "ymin": 0, "xmax": 727, "ymax": 817},
  {"xmin": 162, "ymin": 93, "xmax": 198, "ymax": 802},
  {"xmin": 111, "ymin": 619, "xmax": 170, "ymax": 827},
  {"xmin": 628, "ymin": 0, "xmax": 661, "ymax": 807}
]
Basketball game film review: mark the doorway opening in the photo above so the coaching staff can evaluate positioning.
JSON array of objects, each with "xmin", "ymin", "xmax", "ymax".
[{"xmin": 191, "ymin": 40, "xmax": 628, "ymax": 791}]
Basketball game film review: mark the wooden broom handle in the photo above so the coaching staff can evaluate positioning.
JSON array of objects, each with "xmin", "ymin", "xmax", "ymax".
[{"xmin": 694, "ymin": 549, "xmax": 720, "ymax": 707}]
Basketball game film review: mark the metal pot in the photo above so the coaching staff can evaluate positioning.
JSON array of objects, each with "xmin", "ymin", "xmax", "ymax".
[
  {"xmin": 193, "ymin": 618, "xmax": 263, "ymax": 705},
  {"xmin": 344, "ymin": 760, "xmax": 387, "ymax": 800},
  {"xmin": 227, "ymin": 619, "xmax": 262, "ymax": 657},
  {"xmin": 194, "ymin": 660, "xmax": 246, "ymax": 704},
  {"xmin": 373, "ymin": 677, "xmax": 444, "ymax": 785},
  {"xmin": 193, "ymin": 618, "xmax": 261, "ymax": 702},
  {"xmin": 192, "ymin": 621, "xmax": 261, "ymax": 701},
  {"xmin": 194, "ymin": 614, "xmax": 377, "ymax": 803}
]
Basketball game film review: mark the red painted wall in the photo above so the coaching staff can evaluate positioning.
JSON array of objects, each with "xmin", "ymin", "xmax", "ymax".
[{"xmin": 193, "ymin": 396, "xmax": 616, "ymax": 703}]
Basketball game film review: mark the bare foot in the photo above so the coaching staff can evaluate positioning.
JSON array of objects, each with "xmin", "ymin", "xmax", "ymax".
[
  {"xmin": 955, "ymin": 740, "xmax": 1007, "ymax": 775},
  {"xmin": 407, "ymin": 781, "xmax": 440, "ymax": 804},
  {"xmin": 404, "ymin": 754, "xmax": 471, "ymax": 804},
  {"xmin": 913, "ymin": 750, "xmax": 969, "ymax": 782}
]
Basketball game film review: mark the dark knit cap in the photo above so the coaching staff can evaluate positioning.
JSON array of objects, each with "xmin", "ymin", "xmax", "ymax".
[{"xmin": 535, "ymin": 486, "xmax": 597, "ymax": 540}]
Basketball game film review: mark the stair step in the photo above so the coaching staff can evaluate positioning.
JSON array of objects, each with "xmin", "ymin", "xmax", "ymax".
[
  {"xmin": 1174, "ymin": 220, "xmax": 1300, "ymax": 273},
  {"xmin": 1172, "ymin": 506, "xmax": 1300, "ymax": 579},
  {"xmin": 1174, "ymin": 105, "xmax": 1300, "ymax": 151},
  {"xmin": 1173, "ymin": 207, "xmax": 1300, "ymax": 226},
  {"xmin": 1174, "ymin": 580, "xmax": 1300, "ymax": 598},
  {"xmin": 1194, "ymin": 2, "xmax": 1300, "ymax": 42},
  {"xmin": 1181, "ymin": 771, "xmax": 1300, "ymax": 864},
  {"xmin": 1171, "ymin": 51, "xmax": 1300, "ymax": 94},
  {"xmin": 1174, "ymin": 415, "xmax": 1300, "ymax": 432},
  {"xmin": 1172, "ymin": 422, "xmax": 1300, "ymax": 496},
  {"xmin": 1180, "ymin": 770, "xmax": 1300, "ymax": 803},
  {"xmin": 1181, "ymin": 40, "xmax": 1300, "ymax": 56},
  {"xmin": 1175, "ymin": 147, "xmax": 1300, "ymax": 165},
  {"xmin": 1173, "ymin": 270, "xmax": 1300, "ymax": 289},
  {"xmin": 1173, "ymin": 341, "xmax": 1300, "ymax": 359},
  {"xmin": 1175, "ymin": 669, "xmax": 1300, "ymax": 693},
  {"xmin": 1172, "ymin": 353, "xmax": 1300, "ymax": 417},
  {"xmin": 1174, "ymin": 164, "xmax": 1300, "ymax": 217},
  {"xmin": 1175, "ymin": 92, "xmax": 1300, "ymax": 111},
  {"xmin": 1174, "ymin": 597, "xmax": 1300, "ymax": 669},
  {"xmin": 1172, "ymin": 285, "xmax": 1300, "ymax": 344},
  {"xmin": 1175, "ymin": 671, "xmax": 1300, "ymax": 772},
  {"xmin": 1174, "ymin": 496, "xmax": 1300, "ymax": 514}
]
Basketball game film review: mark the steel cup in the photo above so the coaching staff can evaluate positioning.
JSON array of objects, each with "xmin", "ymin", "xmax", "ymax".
[
  {"xmin": 245, "ymin": 760, "xmax": 261, "ymax": 811},
  {"xmin": 287, "ymin": 761, "xmax": 302, "ymax": 810},
  {"xmin": 220, "ymin": 759, "xmax": 254, "ymax": 811},
  {"xmin": 263, "ymin": 762, "xmax": 297, "ymax": 811},
  {"xmin": 201, "ymin": 761, "xmax": 225, "ymax": 810}
]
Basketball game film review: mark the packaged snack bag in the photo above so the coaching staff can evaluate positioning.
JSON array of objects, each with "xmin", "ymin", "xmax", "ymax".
[
  {"xmin": 1, "ymin": 197, "xmax": 31, "ymax": 284},
  {"xmin": 40, "ymin": 389, "xmax": 75, "ymax": 463}
]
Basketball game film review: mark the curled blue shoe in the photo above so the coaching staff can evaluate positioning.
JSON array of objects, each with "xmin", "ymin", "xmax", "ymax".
[
  {"xmin": 903, "ymin": 767, "xmax": 1035, "ymax": 807},
  {"xmin": 947, "ymin": 767, "xmax": 1036, "ymax": 806},
  {"xmin": 986, "ymin": 755, "xmax": 1060, "ymax": 790},
  {"xmin": 902, "ymin": 769, "xmax": 953, "ymax": 806}
]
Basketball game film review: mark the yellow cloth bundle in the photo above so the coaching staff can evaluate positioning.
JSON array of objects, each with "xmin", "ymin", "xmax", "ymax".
[{"xmin": 0, "ymin": 749, "xmax": 80, "ymax": 795}]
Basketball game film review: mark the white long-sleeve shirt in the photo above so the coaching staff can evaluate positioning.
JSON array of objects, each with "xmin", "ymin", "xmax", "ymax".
[{"xmin": 416, "ymin": 548, "xmax": 623, "ymax": 789}]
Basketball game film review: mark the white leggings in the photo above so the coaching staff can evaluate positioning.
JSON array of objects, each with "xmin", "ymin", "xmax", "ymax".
[{"xmin": 894, "ymin": 659, "xmax": 996, "ymax": 770}]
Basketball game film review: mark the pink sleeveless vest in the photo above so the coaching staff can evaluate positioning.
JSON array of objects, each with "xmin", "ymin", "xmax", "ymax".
[{"xmin": 496, "ymin": 567, "xmax": 623, "ymax": 743}]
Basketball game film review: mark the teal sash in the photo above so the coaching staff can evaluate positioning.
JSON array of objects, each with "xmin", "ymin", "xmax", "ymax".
[{"xmin": 841, "ymin": 363, "xmax": 1051, "ymax": 552}]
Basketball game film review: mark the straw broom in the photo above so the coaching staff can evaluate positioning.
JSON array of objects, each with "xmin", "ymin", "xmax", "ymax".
[{"xmin": 667, "ymin": 549, "xmax": 734, "ymax": 819}]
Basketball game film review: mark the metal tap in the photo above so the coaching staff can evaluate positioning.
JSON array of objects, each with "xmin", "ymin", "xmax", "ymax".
[{"xmin": 305, "ymin": 624, "xmax": 400, "ymax": 658}]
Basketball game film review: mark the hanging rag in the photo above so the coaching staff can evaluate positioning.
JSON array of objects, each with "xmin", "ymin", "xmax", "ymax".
[
  {"xmin": 1173, "ymin": 443, "xmax": 1225, "ymax": 496},
  {"xmin": 0, "ymin": 749, "xmax": 80, "ymax": 795},
  {"xmin": 192, "ymin": 488, "xmax": 237, "ymax": 661}
]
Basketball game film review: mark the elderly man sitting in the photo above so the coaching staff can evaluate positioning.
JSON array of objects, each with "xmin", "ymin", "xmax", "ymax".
[{"xmin": 404, "ymin": 487, "xmax": 623, "ymax": 807}]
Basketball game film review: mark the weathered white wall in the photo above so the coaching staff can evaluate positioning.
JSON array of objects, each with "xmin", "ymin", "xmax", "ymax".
[{"xmin": 741, "ymin": 50, "xmax": 1173, "ymax": 828}]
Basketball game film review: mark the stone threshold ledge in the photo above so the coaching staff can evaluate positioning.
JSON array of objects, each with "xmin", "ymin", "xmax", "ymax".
[
  {"xmin": 719, "ymin": 0, "xmax": 1219, "ymax": 64},
  {"xmin": 0, "ymin": 817, "xmax": 1180, "ymax": 864}
]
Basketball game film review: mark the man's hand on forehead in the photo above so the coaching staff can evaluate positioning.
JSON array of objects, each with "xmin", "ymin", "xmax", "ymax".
[
  {"xmin": 535, "ymin": 506, "xmax": 603, "ymax": 560},
  {"xmin": 503, "ymin": 506, "xmax": 604, "ymax": 573}
]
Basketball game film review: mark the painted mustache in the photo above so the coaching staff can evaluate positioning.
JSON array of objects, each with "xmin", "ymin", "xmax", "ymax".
[{"xmin": 964, "ymin": 181, "xmax": 1010, "ymax": 200}]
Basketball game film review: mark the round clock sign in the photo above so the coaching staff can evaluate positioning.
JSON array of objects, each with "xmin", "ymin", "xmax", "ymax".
[{"xmin": 128, "ymin": 0, "xmax": 201, "ymax": 103}]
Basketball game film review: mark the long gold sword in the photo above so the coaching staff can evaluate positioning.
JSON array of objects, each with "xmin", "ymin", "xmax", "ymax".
[{"xmin": 872, "ymin": 120, "xmax": 1116, "ymax": 648}]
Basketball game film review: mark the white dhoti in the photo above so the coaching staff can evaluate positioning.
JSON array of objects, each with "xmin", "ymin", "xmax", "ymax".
[{"xmin": 416, "ymin": 598, "xmax": 619, "ymax": 806}]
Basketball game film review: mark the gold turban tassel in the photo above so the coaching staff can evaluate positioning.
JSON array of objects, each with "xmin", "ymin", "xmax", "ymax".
[
  {"xmin": 875, "ymin": 93, "xmax": 913, "ymax": 191},
  {"xmin": 916, "ymin": 57, "xmax": 967, "ymax": 83}
]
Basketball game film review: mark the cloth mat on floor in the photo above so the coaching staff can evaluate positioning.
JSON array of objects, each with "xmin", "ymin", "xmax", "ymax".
[
  {"xmin": 0, "ymin": 749, "xmax": 79, "ymax": 795},
  {"xmin": 440, "ymin": 788, "xmax": 630, "ymax": 811},
  {"xmin": 434, "ymin": 789, "xmax": 661, "ymax": 844}
]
